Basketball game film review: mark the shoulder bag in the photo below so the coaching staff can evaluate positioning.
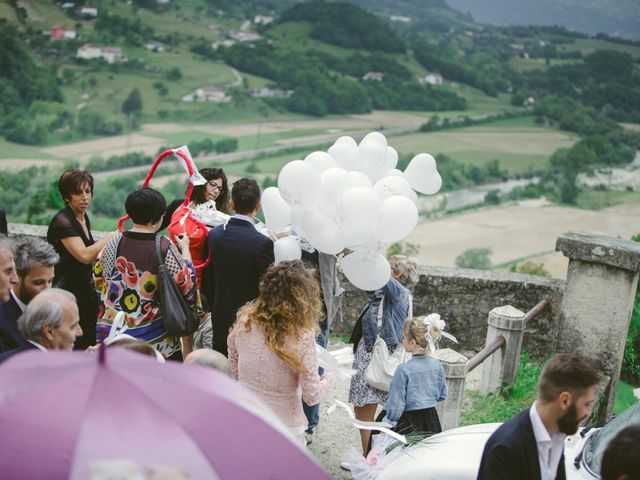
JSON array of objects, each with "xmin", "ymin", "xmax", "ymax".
[
  {"xmin": 364, "ymin": 294, "xmax": 413, "ymax": 391},
  {"xmin": 155, "ymin": 236, "xmax": 198, "ymax": 337}
]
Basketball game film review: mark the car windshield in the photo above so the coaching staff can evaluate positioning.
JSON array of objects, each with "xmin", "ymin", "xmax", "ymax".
[{"xmin": 582, "ymin": 399, "xmax": 640, "ymax": 474}]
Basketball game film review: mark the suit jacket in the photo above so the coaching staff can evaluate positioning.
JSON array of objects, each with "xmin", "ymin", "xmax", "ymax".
[
  {"xmin": 0, "ymin": 295, "xmax": 26, "ymax": 353},
  {"xmin": 0, "ymin": 340, "xmax": 38, "ymax": 365},
  {"xmin": 207, "ymin": 217, "xmax": 274, "ymax": 356},
  {"xmin": 477, "ymin": 409, "xmax": 566, "ymax": 480}
]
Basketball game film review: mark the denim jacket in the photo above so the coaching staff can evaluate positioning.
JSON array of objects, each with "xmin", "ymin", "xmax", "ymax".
[
  {"xmin": 384, "ymin": 355, "xmax": 447, "ymax": 424},
  {"xmin": 350, "ymin": 277, "xmax": 411, "ymax": 353}
]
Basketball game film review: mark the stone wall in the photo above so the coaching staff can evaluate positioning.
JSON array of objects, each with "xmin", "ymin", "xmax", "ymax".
[
  {"xmin": 335, "ymin": 265, "xmax": 566, "ymax": 359},
  {"xmin": 9, "ymin": 223, "xmax": 566, "ymax": 359}
]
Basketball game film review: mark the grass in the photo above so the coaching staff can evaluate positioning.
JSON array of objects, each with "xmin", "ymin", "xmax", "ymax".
[
  {"xmin": 574, "ymin": 188, "xmax": 640, "ymax": 210},
  {"xmin": 461, "ymin": 351, "xmax": 543, "ymax": 425},
  {"xmin": 560, "ymin": 38, "xmax": 640, "ymax": 59},
  {"xmin": 462, "ymin": 352, "xmax": 638, "ymax": 425},
  {"xmin": 614, "ymin": 380, "xmax": 638, "ymax": 414},
  {"xmin": 387, "ymin": 122, "xmax": 576, "ymax": 175}
]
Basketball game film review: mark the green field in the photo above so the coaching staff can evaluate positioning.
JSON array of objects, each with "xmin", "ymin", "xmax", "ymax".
[
  {"xmin": 561, "ymin": 38, "xmax": 640, "ymax": 59},
  {"xmin": 615, "ymin": 380, "xmax": 638, "ymax": 414},
  {"xmin": 387, "ymin": 118, "xmax": 577, "ymax": 174},
  {"xmin": 574, "ymin": 188, "xmax": 640, "ymax": 210}
]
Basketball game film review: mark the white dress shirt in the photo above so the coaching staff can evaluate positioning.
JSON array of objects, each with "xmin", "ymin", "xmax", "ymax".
[{"xmin": 529, "ymin": 402, "xmax": 566, "ymax": 480}]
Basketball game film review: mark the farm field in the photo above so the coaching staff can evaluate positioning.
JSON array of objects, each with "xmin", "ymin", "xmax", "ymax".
[
  {"xmin": 387, "ymin": 118, "xmax": 578, "ymax": 174},
  {"xmin": 407, "ymin": 200, "xmax": 640, "ymax": 279}
]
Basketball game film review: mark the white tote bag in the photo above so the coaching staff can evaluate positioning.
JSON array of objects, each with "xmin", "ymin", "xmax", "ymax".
[{"xmin": 364, "ymin": 294, "xmax": 413, "ymax": 392}]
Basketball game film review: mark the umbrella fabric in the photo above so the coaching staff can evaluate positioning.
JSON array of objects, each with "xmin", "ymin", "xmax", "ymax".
[{"xmin": 0, "ymin": 348, "xmax": 330, "ymax": 479}]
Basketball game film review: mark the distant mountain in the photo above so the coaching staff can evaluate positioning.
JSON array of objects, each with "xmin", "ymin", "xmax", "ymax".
[{"xmin": 444, "ymin": 0, "xmax": 640, "ymax": 40}]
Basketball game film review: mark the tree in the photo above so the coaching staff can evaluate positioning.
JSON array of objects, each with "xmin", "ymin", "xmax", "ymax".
[
  {"xmin": 121, "ymin": 88, "xmax": 142, "ymax": 116},
  {"xmin": 455, "ymin": 247, "xmax": 492, "ymax": 270}
]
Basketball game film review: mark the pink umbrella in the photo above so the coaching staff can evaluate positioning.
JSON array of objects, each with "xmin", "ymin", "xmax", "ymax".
[{"xmin": 0, "ymin": 348, "xmax": 330, "ymax": 479}]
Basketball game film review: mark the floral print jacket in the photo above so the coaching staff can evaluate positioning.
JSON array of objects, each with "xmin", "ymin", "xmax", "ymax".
[{"xmin": 94, "ymin": 232, "xmax": 198, "ymax": 358}]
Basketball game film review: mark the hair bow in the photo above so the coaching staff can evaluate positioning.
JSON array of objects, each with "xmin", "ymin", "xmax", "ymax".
[{"xmin": 421, "ymin": 313, "xmax": 458, "ymax": 353}]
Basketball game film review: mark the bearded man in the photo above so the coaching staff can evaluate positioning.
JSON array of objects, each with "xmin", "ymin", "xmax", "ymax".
[{"xmin": 477, "ymin": 353, "xmax": 601, "ymax": 480}]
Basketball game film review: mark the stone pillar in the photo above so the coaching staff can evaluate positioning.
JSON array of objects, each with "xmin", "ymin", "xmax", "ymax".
[
  {"xmin": 433, "ymin": 348, "xmax": 468, "ymax": 431},
  {"xmin": 556, "ymin": 231, "xmax": 640, "ymax": 422},
  {"xmin": 479, "ymin": 305, "xmax": 526, "ymax": 395}
]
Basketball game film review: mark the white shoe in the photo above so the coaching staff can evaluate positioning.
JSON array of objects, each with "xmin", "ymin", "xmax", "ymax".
[{"xmin": 340, "ymin": 461, "xmax": 352, "ymax": 471}]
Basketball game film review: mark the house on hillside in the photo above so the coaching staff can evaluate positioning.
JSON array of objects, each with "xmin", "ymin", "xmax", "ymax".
[
  {"xmin": 390, "ymin": 15, "xmax": 411, "ymax": 22},
  {"xmin": 144, "ymin": 41, "xmax": 164, "ymax": 52},
  {"xmin": 50, "ymin": 25, "xmax": 77, "ymax": 40},
  {"xmin": 362, "ymin": 72, "xmax": 384, "ymax": 82},
  {"xmin": 182, "ymin": 86, "xmax": 230, "ymax": 103},
  {"xmin": 79, "ymin": 6, "xmax": 98, "ymax": 17},
  {"xmin": 212, "ymin": 39, "xmax": 237, "ymax": 49},
  {"xmin": 76, "ymin": 44, "xmax": 126, "ymax": 64},
  {"xmin": 229, "ymin": 30, "xmax": 261, "ymax": 42},
  {"xmin": 524, "ymin": 96, "xmax": 536, "ymax": 107},
  {"xmin": 418, "ymin": 73, "xmax": 443, "ymax": 86},
  {"xmin": 247, "ymin": 87, "xmax": 293, "ymax": 98},
  {"xmin": 254, "ymin": 15, "xmax": 273, "ymax": 25}
]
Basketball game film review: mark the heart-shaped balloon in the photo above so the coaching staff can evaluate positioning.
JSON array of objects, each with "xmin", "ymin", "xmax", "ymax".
[
  {"xmin": 374, "ymin": 195, "xmax": 419, "ymax": 243},
  {"xmin": 278, "ymin": 160, "xmax": 322, "ymax": 208},
  {"xmin": 403, "ymin": 153, "xmax": 442, "ymax": 194},
  {"xmin": 305, "ymin": 151, "xmax": 336, "ymax": 173},
  {"xmin": 261, "ymin": 187, "xmax": 292, "ymax": 233},
  {"xmin": 341, "ymin": 248, "xmax": 391, "ymax": 291}
]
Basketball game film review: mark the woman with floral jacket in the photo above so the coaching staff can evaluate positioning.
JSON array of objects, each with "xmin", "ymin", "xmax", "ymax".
[{"xmin": 94, "ymin": 188, "xmax": 198, "ymax": 361}]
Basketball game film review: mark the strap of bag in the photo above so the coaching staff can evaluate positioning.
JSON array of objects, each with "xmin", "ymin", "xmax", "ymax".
[
  {"xmin": 155, "ymin": 235, "xmax": 164, "ymax": 267},
  {"xmin": 375, "ymin": 295, "xmax": 385, "ymax": 329}
]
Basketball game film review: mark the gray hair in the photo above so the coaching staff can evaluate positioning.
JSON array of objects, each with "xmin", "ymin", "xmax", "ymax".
[
  {"xmin": 14, "ymin": 237, "xmax": 59, "ymax": 276},
  {"xmin": 0, "ymin": 235, "xmax": 15, "ymax": 257},
  {"xmin": 389, "ymin": 255, "xmax": 419, "ymax": 288},
  {"xmin": 18, "ymin": 288, "xmax": 76, "ymax": 342},
  {"xmin": 185, "ymin": 349, "xmax": 230, "ymax": 375}
]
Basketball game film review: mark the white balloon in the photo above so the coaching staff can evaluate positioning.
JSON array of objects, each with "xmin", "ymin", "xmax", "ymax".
[
  {"xmin": 334, "ymin": 136, "xmax": 357, "ymax": 147},
  {"xmin": 320, "ymin": 167, "xmax": 352, "ymax": 217},
  {"xmin": 361, "ymin": 131, "xmax": 388, "ymax": 147},
  {"xmin": 349, "ymin": 172, "xmax": 372, "ymax": 188},
  {"xmin": 373, "ymin": 175, "xmax": 415, "ymax": 200},
  {"xmin": 304, "ymin": 151, "xmax": 336, "ymax": 173},
  {"xmin": 301, "ymin": 210, "xmax": 345, "ymax": 255},
  {"xmin": 261, "ymin": 187, "xmax": 291, "ymax": 233},
  {"xmin": 328, "ymin": 141, "xmax": 362, "ymax": 172},
  {"xmin": 341, "ymin": 249, "xmax": 391, "ymax": 291},
  {"xmin": 374, "ymin": 196, "xmax": 419, "ymax": 243},
  {"xmin": 290, "ymin": 206, "xmax": 306, "ymax": 237},
  {"xmin": 404, "ymin": 153, "xmax": 443, "ymax": 195},
  {"xmin": 337, "ymin": 187, "xmax": 382, "ymax": 247},
  {"xmin": 278, "ymin": 160, "xmax": 321, "ymax": 208},
  {"xmin": 359, "ymin": 140, "xmax": 388, "ymax": 174},
  {"xmin": 383, "ymin": 169, "xmax": 405, "ymax": 178},
  {"xmin": 273, "ymin": 237, "xmax": 301, "ymax": 264}
]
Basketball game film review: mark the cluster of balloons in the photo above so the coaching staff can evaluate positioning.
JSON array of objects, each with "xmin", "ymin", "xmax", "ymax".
[{"xmin": 263, "ymin": 132, "xmax": 442, "ymax": 291}]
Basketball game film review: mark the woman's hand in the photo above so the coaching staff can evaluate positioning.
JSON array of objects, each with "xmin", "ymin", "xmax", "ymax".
[{"xmin": 175, "ymin": 234, "xmax": 190, "ymax": 253}]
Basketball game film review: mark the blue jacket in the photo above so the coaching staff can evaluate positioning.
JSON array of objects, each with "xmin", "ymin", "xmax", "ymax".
[
  {"xmin": 349, "ymin": 277, "xmax": 411, "ymax": 353},
  {"xmin": 385, "ymin": 354, "xmax": 447, "ymax": 423}
]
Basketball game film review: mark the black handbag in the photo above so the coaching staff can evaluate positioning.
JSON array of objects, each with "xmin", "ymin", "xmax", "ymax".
[{"xmin": 155, "ymin": 236, "xmax": 198, "ymax": 337}]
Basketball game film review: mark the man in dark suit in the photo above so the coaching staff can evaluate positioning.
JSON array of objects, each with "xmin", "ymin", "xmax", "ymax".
[
  {"xmin": 0, "ymin": 288, "xmax": 83, "ymax": 364},
  {"xmin": 477, "ymin": 353, "xmax": 601, "ymax": 480},
  {"xmin": 207, "ymin": 178, "xmax": 274, "ymax": 356},
  {"xmin": 0, "ymin": 237, "xmax": 59, "ymax": 353}
]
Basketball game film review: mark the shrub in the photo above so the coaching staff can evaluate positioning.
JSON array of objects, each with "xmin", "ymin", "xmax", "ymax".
[{"xmin": 455, "ymin": 247, "xmax": 492, "ymax": 270}]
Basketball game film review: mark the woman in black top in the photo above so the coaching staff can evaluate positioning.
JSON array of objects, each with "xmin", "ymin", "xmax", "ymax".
[{"xmin": 47, "ymin": 169, "xmax": 114, "ymax": 350}]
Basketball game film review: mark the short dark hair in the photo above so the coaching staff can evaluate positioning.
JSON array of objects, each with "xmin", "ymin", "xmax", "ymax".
[
  {"xmin": 58, "ymin": 168, "xmax": 94, "ymax": 203},
  {"xmin": 231, "ymin": 178, "xmax": 261, "ymax": 215},
  {"xmin": 538, "ymin": 354, "xmax": 601, "ymax": 404},
  {"xmin": 600, "ymin": 424, "xmax": 640, "ymax": 480},
  {"xmin": 125, "ymin": 188, "xmax": 166, "ymax": 225}
]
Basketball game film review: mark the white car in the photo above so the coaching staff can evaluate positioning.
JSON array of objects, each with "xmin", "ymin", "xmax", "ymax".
[{"xmin": 377, "ymin": 401, "xmax": 639, "ymax": 480}]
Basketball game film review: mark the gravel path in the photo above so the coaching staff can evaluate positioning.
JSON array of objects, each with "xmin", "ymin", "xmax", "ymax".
[{"xmin": 307, "ymin": 342, "xmax": 483, "ymax": 479}]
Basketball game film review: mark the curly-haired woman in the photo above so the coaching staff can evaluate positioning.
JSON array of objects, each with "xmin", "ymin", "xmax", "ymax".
[{"xmin": 227, "ymin": 260, "xmax": 335, "ymax": 445}]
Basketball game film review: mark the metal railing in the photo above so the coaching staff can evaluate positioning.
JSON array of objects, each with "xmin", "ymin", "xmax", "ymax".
[{"xmin": 466, "ymin": 298, "xmax": 550, "ymax": 373}]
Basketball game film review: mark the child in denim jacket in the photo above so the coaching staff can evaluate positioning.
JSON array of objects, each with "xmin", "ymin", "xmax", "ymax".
[{"xmin": 383, "ymin": 315, "xmax": 450, "ymax": 436}]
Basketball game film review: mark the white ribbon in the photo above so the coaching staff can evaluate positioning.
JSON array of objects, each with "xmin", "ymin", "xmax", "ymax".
[
  {"xmin": 327, "ymin": 400, "xmax": 407, "ymax": 444},
  {"xmin": 316, "ymin": 345, "xmax": 355, "ymax": 381},
  {"xmin": 172, "ymin": 145, "xmax": 206, "ymax": 186},
  {"xmin": 421, "ymin": 313, "xmax": 458, "ymax": 352}
]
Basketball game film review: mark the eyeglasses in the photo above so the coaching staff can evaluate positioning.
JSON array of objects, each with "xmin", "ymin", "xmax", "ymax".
[{"xmin": 207, "ymin": 181, "xmax": 223, "ymax": 192}]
